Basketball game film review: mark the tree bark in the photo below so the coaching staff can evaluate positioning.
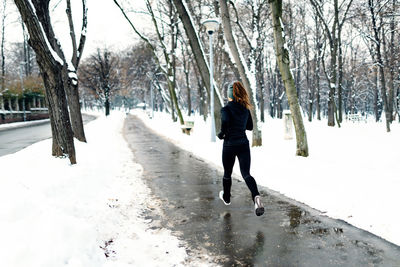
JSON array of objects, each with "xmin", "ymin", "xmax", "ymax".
[
  {"xmin": 310, "ymin": 0, "xmax": 349, "ymax": 127},
  {"xmin": 64, "ymin": 0, "xmax": 87, "ymax": 142},
  {"xmin": 270, "ymin": 0, "xmax": 309, "ymax": 157},
  {"xmin": 315, "ymin": 15, "xmax": 321, "ymax": 121},
  {"xmin": 256, "ymin": 10, "xmax": 265, "ymax": 123},
  {"xmin": 105, "ymin": 97, "xmax": 110, "ymax": 116},
  {"xmin": 369, "ymin": 0, "xmax": 391, "ymax": 132},
  {"xmin": 0, "ymin": 0, "xmax": 6, "ymax": 93},
  {"xmin": 168, "ymin": 0, "xmax": 184, "ymax": 125},
  {"xmin": 387, "ymin": 0, "xmax": 395, "ymax": 122},
  {"xmin": 302, "ymin": 7, "xmax": 313, "ymax": 122},
  {"xmin": 337, "ymin": 26, "xmax": 344, "ymax": 123},
  {"xmin": 14, "ymin": 0, "xmax": 76, "ymax": 164},
  {"xmin": 219, "ymin": 0, "xmax": 262, "ymax": 147},
  {"xmin": 185, "ymin": 59, "xmax": 191, "ymax": 116}
]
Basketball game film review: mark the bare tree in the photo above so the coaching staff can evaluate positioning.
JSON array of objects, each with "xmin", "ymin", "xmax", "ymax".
[
  {"xmin": 269, "ymin": 0, "xmax": 309, "ymax": 157},
  {"xmin": 114, "ymin": 0, "xmax": 185, "ymax": 125},
  {"xmin": 172, "ymin": 0, "xmax": 224, "ymax": 132},
  {"xmin": 219, "ymin": 0, "xmax": 263, "ymax": 146},
  {"xmin": 368, "ymin": 0, "xmax": 392, "ymax": 131},
  {"xmin": 63, "ymin": 0, "xmax": 88, "ymax": 141},
  {"xmin": 310, "ymin": 0, "xmax": 353, "ymax": 127},
  {"xmin": 1, "ymin": 0, "xmax": 7, "ymax": 95},
  {"xmin": 79, "ymin": 49, "xmax": 119, "ymax": 116},
  {"xmin": 14, "ymin": 0, "xmax": 76, "ymax": 164}
]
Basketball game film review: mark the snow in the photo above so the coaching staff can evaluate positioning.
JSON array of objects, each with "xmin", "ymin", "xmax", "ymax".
[
  {"xmin": 0, "ymin": 111, "xmax": 190, "ymax": 266},
  {"xmin": 132, "ymin": 109, "xmax": 400, "ymax": 247},
  {"xmin": 67, "ymin": 62, "xmax": 76, "ymax": 73},
  {"xmin": 68, "ymin": 71, "xmax": 78, "ymax": 80}
]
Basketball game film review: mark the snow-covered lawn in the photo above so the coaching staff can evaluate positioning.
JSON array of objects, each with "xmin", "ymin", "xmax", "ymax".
[
  {"xmin": 0, "ymin": 112, "xmax": 188, "ymax": 267},
  {"xmin": 133, "ymin": 109, "xmax": 400, "ymax": 247}
]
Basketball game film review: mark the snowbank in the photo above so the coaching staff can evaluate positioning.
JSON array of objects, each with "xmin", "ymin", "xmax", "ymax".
[
  {"xmin": 0, "ymin": 112, "xmax": 187, "ymax": 267},
  {"xmin": 132, "ymin": 109, "xmax": 400, "ymax": 247}
]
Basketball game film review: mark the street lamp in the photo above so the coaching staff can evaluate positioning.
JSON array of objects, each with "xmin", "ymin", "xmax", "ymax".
[
  {"xmin": 19, "ymin": 62, "xmax": 26, "ymax": 122},
  {"xmin": 146, "ymin": 72, "xmax": 155, "ymax": 119},
  {"xmin": 202, "ymin": 18, "xmax": 219, "ymax": 142}
]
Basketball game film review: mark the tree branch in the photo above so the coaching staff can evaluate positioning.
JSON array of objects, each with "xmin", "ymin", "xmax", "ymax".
[
  {"xmin": 76, "ymin": 0, "xmax": 87, "ymax": 67},
  {"xmin": 66, "ymin": 0, "xmax": 78, "ymax": 67},
  {"xmin": 113, "ymin": 0, "xmax": 166, "ymax": 75},
  {"xmin": 229, "ymin": 0, "xmax": 252, "ymax": 48},
  {"xmin": 309, "ymin": 0, "xmax": 333, "ymax": 45}
]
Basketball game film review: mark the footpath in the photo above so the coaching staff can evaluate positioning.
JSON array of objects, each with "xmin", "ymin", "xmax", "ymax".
[{"xmin": 123, "ymin": 114, "xmax": 400, "ymax": 266}]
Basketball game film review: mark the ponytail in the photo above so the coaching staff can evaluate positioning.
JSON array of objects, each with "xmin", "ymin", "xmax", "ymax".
[{"xmin": 232, "ymin": 81, "xmax": 252, "ymax": 110}]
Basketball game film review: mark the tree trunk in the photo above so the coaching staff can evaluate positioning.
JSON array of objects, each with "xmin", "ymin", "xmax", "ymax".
[
  {"xmin": 337, "ymin": 26, "xmax": 344, "ymax": 123},
  {"xmin": 270, "ymin": 0, "xmax": 308, "ymax": 157},
  {"xmin": 387, "ymin": 0, "xmax": 395, "ymax": 122},
  {"xmin": 169, "ymin": 0, "xmax": 184, "ymax": 125},
  {"xmin": 181, "ymin": 41, "xmax": 192, "ymax": 117},
  {"xmin": 63, "ymin": 70, "xmax": 85, "ymax": 141},
  {"xmin": 65, "ymin": 0, "xmax": 86, "ymax": 142},
  {"xmin": 219, "ymin": 0, "xmax": 262, "ymax": 147},
  {"xmin": 303, "ymin": 9, "xmax": 313, "ymax": 122},
  {"xmin": 43, "ymin": 61, "xmax": 76, "ymax": 163},
  {"xmin": 185, "ymin": 63, "xmax": 191, "ymax": 116},
  {"xmin": 316, "ymin": 54, "xmax": 321, "ymax": 120},
  {"xmin": 0, "ymin": 0, "xmax": 5, "ymax": 93},
  {"xmin": 15, "ymin": 0, "xmax": 76, "ymax": 164},
  {"xmin": 369, "ymin": 0, "xmax": 390, "ymax": 131},
  {"xmin": 105, "ymin": 96, "xmax": 110, "ymax": 116},
  {"xmin": 256, "ymin": 31, "xmax": 265, "ymax": 122},
  {"xmin": 374, "ymin": 65, "xmax": 379, "ymax": 122}
]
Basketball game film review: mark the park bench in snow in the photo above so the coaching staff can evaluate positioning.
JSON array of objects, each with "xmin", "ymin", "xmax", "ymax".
[
  {"xmin": 347, "ymin": 113, "xmax": 362, "ymax": 122},
  {"xmin": 181, "ymin": 120, "xmax": 194, "ymax": 135}
]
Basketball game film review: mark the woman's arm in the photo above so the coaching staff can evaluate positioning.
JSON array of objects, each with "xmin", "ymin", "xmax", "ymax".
[
  {"xmin": 246, "ymin": 110, "xmax": 253, "ymax": 131},
  {"xmin": 218, "ymin": 107, "xmax": 229, "ymax": 139}
]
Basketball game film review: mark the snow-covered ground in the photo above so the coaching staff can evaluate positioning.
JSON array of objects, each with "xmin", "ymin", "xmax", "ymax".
[
  {"xmin": 0, "ymin": 112, "xmax": 189, "ymax": 267},
  {"xmin": 1, "ymin": 108, "xmax": 398, "ymax": 266},
  {"xmin": 132, "ymin": 109, "xmax": 400, "ymax": 247}
]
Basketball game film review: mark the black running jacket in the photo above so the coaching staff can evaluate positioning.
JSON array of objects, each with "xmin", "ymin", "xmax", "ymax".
[{"xmin": 217, "ymin": 101, "xmax": 253, "ymax": 146}]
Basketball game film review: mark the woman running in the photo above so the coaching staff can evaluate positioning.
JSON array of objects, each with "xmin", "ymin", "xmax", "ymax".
[{"xmin": 217, "ymin": 81, "xmax": 264, "ymax": 216}]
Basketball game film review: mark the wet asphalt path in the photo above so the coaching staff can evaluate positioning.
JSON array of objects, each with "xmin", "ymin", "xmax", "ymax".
[
  {"xmin": 0, "ymin": 114, "xmax": 96, "ymax": 157},
  {"xmin": 123, "ymin": 115, "xmax": 400, "ymax": 266}
]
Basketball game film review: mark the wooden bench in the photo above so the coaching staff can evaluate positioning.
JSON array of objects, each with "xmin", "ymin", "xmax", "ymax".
[
  {"xmin": 181, "ymin": 120, "xmax": 194, "ymax": 135},
  {"xmin": 347, "ymin": 113, "xmax": 362, "ymax": 122}
]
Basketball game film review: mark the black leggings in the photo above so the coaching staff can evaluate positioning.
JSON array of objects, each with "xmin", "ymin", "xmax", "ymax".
[{"xmin": 222, "ymin": 143, "xmax": 260, "ymax": 201}]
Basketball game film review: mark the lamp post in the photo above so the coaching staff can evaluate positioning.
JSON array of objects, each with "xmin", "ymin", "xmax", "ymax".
[
  {"xmin": 146, "ymin": 72, "xmax": 155, "ymax": 119},
  {"xmin": 19, "ymin": 62, "xmax": 26, "ymax": 121},
  {"xmin": 202, "ymin": 18, "xmax": 219, "ymax": 142}
]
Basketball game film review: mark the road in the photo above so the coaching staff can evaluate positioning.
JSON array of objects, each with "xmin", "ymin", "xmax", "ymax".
[
  {"xmin": 0, "ymin": 114, "xmax": 96, "ymax": 157},
  {"xmin": 123, "ymin": 114, "xmax": 400, "ymax": 266}
]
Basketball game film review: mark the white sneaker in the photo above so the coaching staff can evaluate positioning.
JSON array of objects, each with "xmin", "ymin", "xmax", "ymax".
[
  {"xmin": 254, "ymin": 195, "xmax": 264, "ymax": 216},
  {"xmin": 219, "ymin": 191, "xmax": 231, "ymax": 206}
]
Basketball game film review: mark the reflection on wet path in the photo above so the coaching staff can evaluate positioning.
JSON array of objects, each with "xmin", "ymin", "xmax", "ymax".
[{"xmin": 123, "ymin": 115, "xmax": 400, "ymax": 266}]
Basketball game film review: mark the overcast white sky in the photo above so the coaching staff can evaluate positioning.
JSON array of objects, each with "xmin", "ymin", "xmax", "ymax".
[{"xmin": 4, "ymin": 0, "xmax": 148, "ymax": 60}]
